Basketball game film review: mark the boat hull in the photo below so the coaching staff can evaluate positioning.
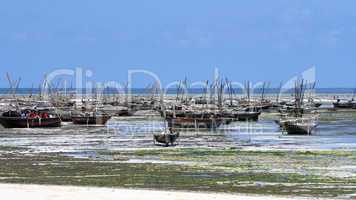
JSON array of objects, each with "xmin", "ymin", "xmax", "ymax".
[
  {"xmin": 333, "ymin": 102, "xmax": 356, "ymax": 109},
  {"xmin": 153, "ymin": 132, "xmax": 180, "ymax": 146},
  {"xmin": 0, "ymin": 117, "xmax": 61, "ymax": 128},
  {"xmin": 72, "ymin": 116, "xmax": 111, "ymax": 125},
  {"xmin": 166, "ymin": 117, "xmax": 223, "ymax": 129},
  {"xmin": 281, "ymin": 121, "xmax": 317, "ymax": 135},
  {"xmin": 235, "ymin": 112, "xmax": 261, "ymax": 121}
]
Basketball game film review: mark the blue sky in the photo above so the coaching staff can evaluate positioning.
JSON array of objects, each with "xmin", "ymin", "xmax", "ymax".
[{"xmin": 0, "ymin": 0, "xmax": 355, "ymax": 88}]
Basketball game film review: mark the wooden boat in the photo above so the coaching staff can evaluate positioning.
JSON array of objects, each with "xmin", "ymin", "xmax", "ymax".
[
  {"xmin": 277, "ymin": 80, "xmax": 319, "ymax": 135},
  {"xmin": 166, "ymin": 117, "xmax": 223, "ymax": 129},
  {"xmin": 220, "ymin": 110, "xmax": 260, "ymax": 122},
  {"xmin": 313, "ymin": 102, "xmax": 322, "ymax": 108},
  {"xmin": 333, "ymin": 101, "xmax": 356, "ymax": 109},
  {"xmin": 161, "ymin": 108, "xmax": 224, "ymax": 130},
  {"xmin": 235, "ymin": 111, "xmax": 261, "ymax": 121},
  {"xmin": 153, "ymin": 131, "xmax": 180, "ymax": 146},
  {"xmin": 116, "ymin": 109, "xmax": 135, "ymax": 116},
  {"xmin": 279, "ymin": 117, "xmax": 318, "ymax": 135},
  {"xmin": 72, "ymin": 114, "xmax": 111, "ymax": 125},
  {"xmin": 0, "ymin": 110, "xmax": 61, "ymax": 128}
]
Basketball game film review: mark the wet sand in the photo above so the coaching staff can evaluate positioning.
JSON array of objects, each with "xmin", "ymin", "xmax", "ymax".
[
  {"xmin": 0, "ymin": 111, "xmax": 355, "ymax": 199},
  {"xmin": 1, "ymin": 112, "xmax": 356, "ymax": 153},
  {"xmin": 0, "ymin": 183, "xmax": 329, "ymax": 200}
]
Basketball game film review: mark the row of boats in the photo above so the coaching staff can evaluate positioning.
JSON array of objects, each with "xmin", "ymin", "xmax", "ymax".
[
  {"xmin": 0, "ymin": 95, "xmax": 317, "ymax": 135},
  {"xmin": 158, "ymin": 80, "xmax": 322, "ymax": 135},
  {"xmin": 0, "ymin": 94, "xmax": 348, "ymax": 136},
  {"xmin": 0, "ymin": 109, "xmax": 111, "ymax": 128},
  {"xmin": 1, "ymin": 79, "xmax": 354, "ymax": 136}
]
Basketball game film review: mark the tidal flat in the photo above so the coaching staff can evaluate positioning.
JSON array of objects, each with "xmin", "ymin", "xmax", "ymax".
[
  {"xmin": 0, "ymin": 147, "xmax": 355, "ymax": 199},
  {"xmin": 0, "ymin": 112, "xmax": 356, "ymax": 199}
]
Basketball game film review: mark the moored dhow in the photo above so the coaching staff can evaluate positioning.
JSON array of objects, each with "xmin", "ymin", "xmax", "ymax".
[
  {"xmin": 277, "ymin": 80, "xmax": 319, "ymax": 135},
  {"xmin": 153, "ymin": 129, "xmax": 180, "ymax": 146},
  {"xmin": 278, "ymin": 116, "xmax": 318, "ymax": 135},
  {"xmin": 333, "ymin": 99, "xmax": 356, "ymax": 109},
  {"xmin": 71, "ymin": 111, "xmax": 112, "ymax": 125},
  {"xmin": 165, "ymin": 116, "xmax": 224, "ymax": 129},
  {"xmin": 0, "ymin": 110, "xmax": 61, "ymax": 128}
]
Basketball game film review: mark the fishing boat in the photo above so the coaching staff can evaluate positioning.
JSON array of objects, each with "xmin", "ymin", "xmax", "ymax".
[
  {"xmin": 278, "ymin": 80, "xmax": 319, "ymax": 135},
  {"xmin": 165, "ymin": 116, "xmax": 223, "ymax": 129},
  {"xmin": 279, "ymin": 116, "xmax": 318, "ymax": 135},
  {"xmin": 0, "ymin": 110, "xmax": 61, "ymax": 128},
  {"xmin": 235, "ymin": 111, "xmax": 261, "ymax": 121},
  {"xmin": 312, "ymin": 102, "xmax": 322, "ymax": 108},
  {"xmin": 116, "ymin": 109, "xmax": 135, "ymax": 116},
  {"xmin": 72, "ymin": 112, "xmax": 111, "ymax": 125},
  {"xmin": 333, "ymin": 99, "xmax": 356, "ymax": 109},
  {"xmin": 162, "ymin": 108, "xmax": 224, "ymax": 129},
  {"xmin": 220, "ymin": 110, "xmax": 261, "ymax": 122},
  {"xmin": 333, "ymin": 88, "xmax": 356, "ymax": 109},
  {"xmin": 153, "ymin": 130, "xmax": 180, "ymax": 146}
]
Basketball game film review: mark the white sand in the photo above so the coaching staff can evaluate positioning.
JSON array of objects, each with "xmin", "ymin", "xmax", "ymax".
[{"xmin": 0, "ymin": 183, "xmax": 329, "ymax": 200}]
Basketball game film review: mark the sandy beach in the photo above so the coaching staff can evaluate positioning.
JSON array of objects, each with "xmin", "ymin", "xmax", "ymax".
[{"xmin": 0, "ymin": 184, "xmax": 329, "ymax": 200}]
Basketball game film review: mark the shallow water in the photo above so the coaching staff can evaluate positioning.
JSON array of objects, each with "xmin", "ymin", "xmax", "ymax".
[{"xmin": 0, "ymin": 112, "xmax": 356, "ymax": 155}]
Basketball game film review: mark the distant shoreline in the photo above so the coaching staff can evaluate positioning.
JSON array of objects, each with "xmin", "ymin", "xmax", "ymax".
[{"xmin": 0, "ymin": 87, "xmax": 355, "ymax": 95}]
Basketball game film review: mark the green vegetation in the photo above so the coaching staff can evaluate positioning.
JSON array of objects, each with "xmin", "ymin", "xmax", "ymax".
[{"xmin": 0, "ymin": 147, "xmax": 355, "ymax": 198}]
